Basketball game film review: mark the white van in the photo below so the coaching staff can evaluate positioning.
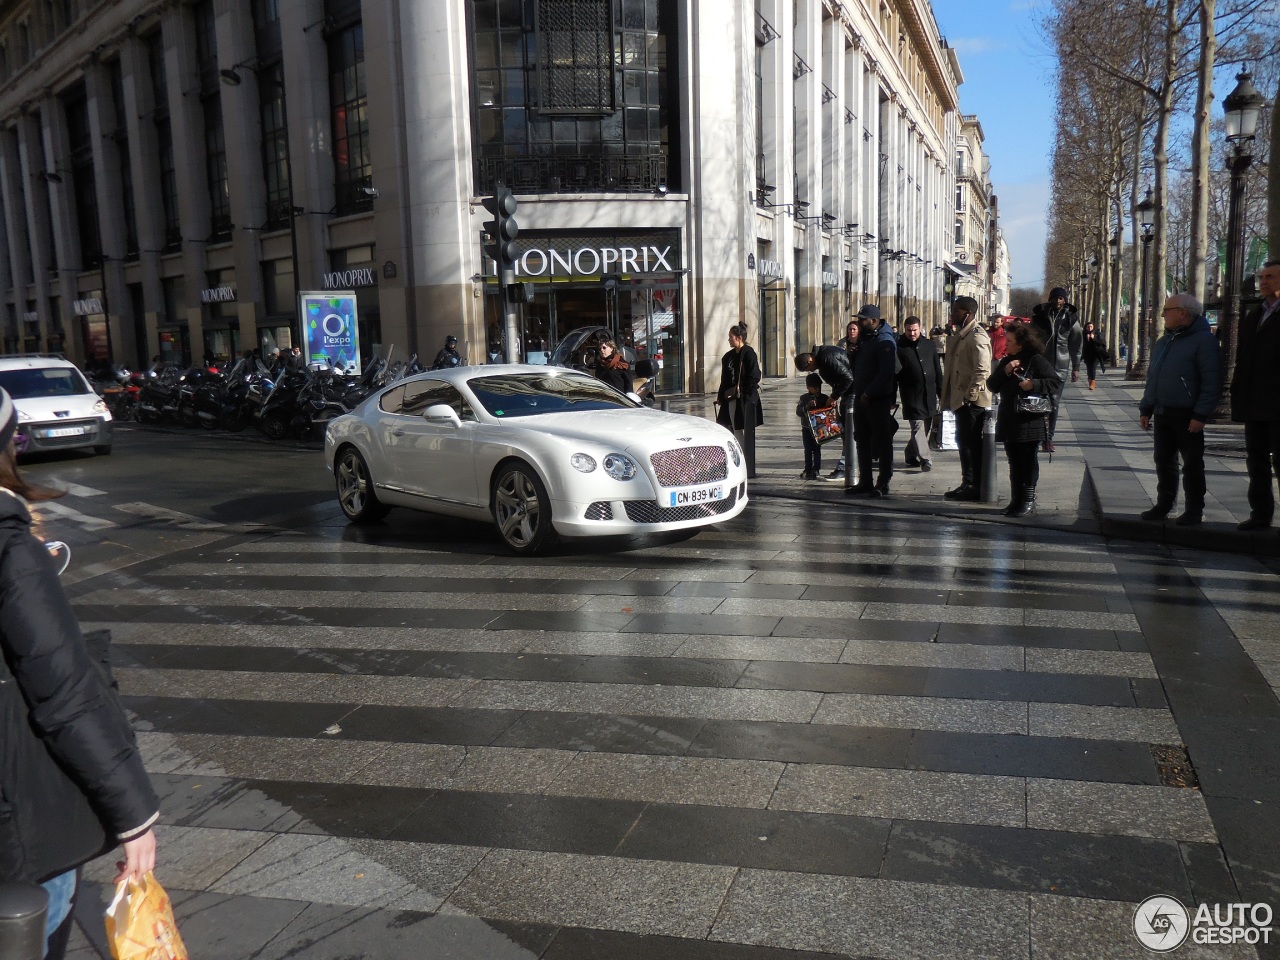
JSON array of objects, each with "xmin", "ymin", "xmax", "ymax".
[{"xmin": 0, "ymin": 355, "xmax": 113, "ymax": 456}]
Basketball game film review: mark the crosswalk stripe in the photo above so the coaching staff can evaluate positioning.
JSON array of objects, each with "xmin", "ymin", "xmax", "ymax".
[
  {"xmin": 32, "ymin": 500, "xmax": 118, "ymax": 531},
  {"xmin": 112, "ymin": 501, "xmax": 227, "ymax": 529}
]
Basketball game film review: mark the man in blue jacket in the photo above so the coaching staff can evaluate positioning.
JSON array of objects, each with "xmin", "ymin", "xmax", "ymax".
[
  {"xmin": 846, "ymin": 304, "xmax": 900, "ymax": 497},
  {"xmin": 1138, "ymin": 293, "xmax": 1224, "ymax": 525}
]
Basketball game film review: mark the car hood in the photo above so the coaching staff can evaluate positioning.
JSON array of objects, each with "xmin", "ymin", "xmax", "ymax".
[
  {"xmin": 13, "ymin": 395, "xmax": 100, "ymax": 419},
  {"xmin": 493, "ymin": 408, "xmax": 731, "ymax": 452}
]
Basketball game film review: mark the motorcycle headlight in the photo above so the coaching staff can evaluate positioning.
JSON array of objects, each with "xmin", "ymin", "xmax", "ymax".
[
  {"xmin": 570, "ymin": 453, "xmax": 597, "ymax": 473},
  {"xmin": 603, "ymin": 453, "xmax": 637, "ymax": 480},
  {"xmin": 727, "ymin": 439, "xmax": 742, "ymax": 467}
]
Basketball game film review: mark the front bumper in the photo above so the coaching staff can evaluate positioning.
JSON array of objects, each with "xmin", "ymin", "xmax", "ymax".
[
  {"xmin": 17, "ymin": 417, "xmax": 112, "ymax": 454},
  {"xmin": 551, "ymin": 480, "xmax": 749, "ymax": 537}
]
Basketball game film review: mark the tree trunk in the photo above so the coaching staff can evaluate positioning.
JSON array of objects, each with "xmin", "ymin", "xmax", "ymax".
[
  {"xmin": 1271, "ymin": 74, "xmax": 1280, "ymax": 255},
  {"xmin": 1187, "ymin": 0, "xmax": 1214, "ymax": 301}
]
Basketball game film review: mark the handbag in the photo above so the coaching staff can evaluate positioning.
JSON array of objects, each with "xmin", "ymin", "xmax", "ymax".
[
  {"xmin": 806, "ymin": 405, "xmax": 843, "ymax": 445},
  {"xmin": 1015, "ymin": 394, "xmax": 1052, "ymax": 415}
]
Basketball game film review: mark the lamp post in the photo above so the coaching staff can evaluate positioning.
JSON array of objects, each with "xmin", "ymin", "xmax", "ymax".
[
  {"xmin": 1215, "ymin": 71, "xmax": 1265, "ymax": 419},
  {"xmin": 1128, "ymin": 189, "xmax": 1155, "ymax": 379}
]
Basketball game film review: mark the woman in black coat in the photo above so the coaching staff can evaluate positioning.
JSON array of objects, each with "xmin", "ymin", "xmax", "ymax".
[
  {"xmin": 1081, "ymin": 321, "xmax": 1109, "ymax": 389},
  {"xmin": 986, "ymin": 323, "xmax": 1062, "ymax": 517},
  {"xmin": 716, "ymin": 324, "xmax": 763, "ymax": 477},
  {"xmin": 0, "ymin": 389, "xmax": 159, "ymax": 959},
  {"xmin": 593, "ymin": 339, "xmax": 632, "ymax": 395}
]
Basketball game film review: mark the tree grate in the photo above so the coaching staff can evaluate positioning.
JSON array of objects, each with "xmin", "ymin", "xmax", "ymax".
[{"xmin": 1151, "ymin": 743, "xmax": 1200, "ymax": 789}]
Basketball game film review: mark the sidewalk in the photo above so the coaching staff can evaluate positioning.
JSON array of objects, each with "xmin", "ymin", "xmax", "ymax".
[{"xmin": 670, "ymin": 367, "xmax": 1279, "ymax": 557}]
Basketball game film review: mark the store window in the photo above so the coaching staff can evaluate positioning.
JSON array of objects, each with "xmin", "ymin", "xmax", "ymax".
[
  {"xmin": 258, "ymin": 65, "xmax": 291, "ymax": 228},
  {"xmin": 262, "ymin": 258, "xmax": 294, "ymax": 320},
  {"xmin": 196, "ymin": 1, "xmax": 230, "ymax": 239},
  {"xmin": 148, "ymin": 32, "xmax": 180, "ymax": 249},
  {"xmin": 536, "ymin": 0, "xmax": 613, "ymax": 114}
]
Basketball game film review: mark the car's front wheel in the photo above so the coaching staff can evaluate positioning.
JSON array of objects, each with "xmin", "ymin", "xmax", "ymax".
[
  {"xmin": 491, "ymin": 461, "xmax": 555, "ymax": 555},
  {"xmin": 335, "ymin": 446, "xmax": 389, "ymax": 523}
]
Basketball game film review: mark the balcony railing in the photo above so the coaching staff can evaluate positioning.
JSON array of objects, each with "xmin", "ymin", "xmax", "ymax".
[{"xmin": 477, "ymin": 153, "xmax": 668, "ymax": 195}]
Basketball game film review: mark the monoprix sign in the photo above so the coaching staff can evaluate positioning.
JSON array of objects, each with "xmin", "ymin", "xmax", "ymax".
[{"xmin": 301, "ymin": 291, "xmax": 361, "ymax": 375}]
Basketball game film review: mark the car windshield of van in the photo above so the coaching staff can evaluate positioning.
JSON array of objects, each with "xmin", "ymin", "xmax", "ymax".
[
  {"xmin": 467, "ymin": 373, "xmax": 636, "ymax": 418},
  {"xmin": 0, "ymin": 368, "xmax": 93, "ymax": 399}
]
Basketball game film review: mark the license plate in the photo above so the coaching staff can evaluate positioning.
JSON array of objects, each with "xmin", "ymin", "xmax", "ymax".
[
  {"xmin": 667, "ymin": 484, "xmax": 724, "ymax": 507},
  {"xmin": 43, "ymin": 426, "xmax": 86, "ymax": 438}
]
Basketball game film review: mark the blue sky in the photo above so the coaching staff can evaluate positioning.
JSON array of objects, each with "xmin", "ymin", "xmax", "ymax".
[{"xmin": 931, "ymin": 0, "xmax": 1057, "ymax": 291}]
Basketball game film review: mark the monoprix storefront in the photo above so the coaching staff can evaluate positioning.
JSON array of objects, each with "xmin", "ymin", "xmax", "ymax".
[{"xmin": 482, "ymin": 229, "xmax": 685, "ymax": 394}]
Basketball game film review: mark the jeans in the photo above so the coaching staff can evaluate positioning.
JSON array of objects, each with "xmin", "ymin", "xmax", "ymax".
[
  {"xmin": 954, "ymin": 403, "xmax": 988, "ymax": 488},
  {"xmin": 1152, "ymin": 408, "xmax": 1206, "ymax": 511},
  {"xmin": 42, "ymin": 869, "xmax": 77, "ymax": 960},
  {"xmin": 904, "ymin": 418, "xmax": 931, "ymax": 464},
  {"xmin": 1243, "ymin": 419, "xmax": 1280, "ymax": 521},
  {"xmin": 802, "ymin": 429, "xmax": 821, "ymax": 475},
  {"xmin": 854, "ymin": 397, "xmax": 896, "ymax": 489},
  {"xmin": 1046, "ymin": 376, "xmax": 1068, "ymax": 439},
  {"xmin": 1085, "ymin": 358, "xmax": 1099, "ymax": 382}
]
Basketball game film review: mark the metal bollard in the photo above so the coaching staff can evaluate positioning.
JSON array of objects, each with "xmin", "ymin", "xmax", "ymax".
[
  {"xmin": 979, "ymin": 401, "xmax": 999, "ymax": 504},
  {"xmin": 842, "ymin": 404, "xmax": 855, "ymax": 487},
  {"xmin": 660, "ymin": 399, "xmax": 669, "ymax": 412},
  {"xmin": 0, "ymin": 882, "xmax": 49, "ymax": 960}
]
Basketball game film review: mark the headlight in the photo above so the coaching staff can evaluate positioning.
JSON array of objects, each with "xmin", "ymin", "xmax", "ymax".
[
  {"xmin": 92, "ymin": 399, "xmax": 109, "ymax": 414},
  {"xmin": 17, "ymin": 409, "xmax": 30, "ymax": 422},
  {"xmin": 570, "ymin": 453, "xmax": 597, "ymax": 473},
  {"xmin": 727, "ymin": 439, "xmax": 742, "ymax": 467},
  {"xmin": 603, "ymin": 453, "xmax": 637, "ymax": 480}
]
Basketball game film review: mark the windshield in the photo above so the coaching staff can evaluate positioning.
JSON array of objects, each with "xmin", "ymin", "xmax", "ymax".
[
  {"xmin": 467, "ymin": 373, "xmax": 637, "ymax": 418},
  {"xmin": 0, "ymin": 367, "xmax": 92, "ymax": 399}
]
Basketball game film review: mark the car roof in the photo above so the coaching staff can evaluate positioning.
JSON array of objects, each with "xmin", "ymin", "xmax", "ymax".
[
  {"xmin": 393, "ymin": 364, "xmax": 586, "ymax": 387},
  {"xmin": 0, "ymin": 355, "xmax": 79, "ymax": 371}
]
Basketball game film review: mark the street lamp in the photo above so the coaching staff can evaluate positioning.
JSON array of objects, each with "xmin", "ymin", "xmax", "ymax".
[
  {"xmin": 1215, "ymin": 70, "xmax": 1266, "ymax": 418},
  {"xmin": 1128, "ymin": 187, "xmax": 1155, "ymax": 379}
]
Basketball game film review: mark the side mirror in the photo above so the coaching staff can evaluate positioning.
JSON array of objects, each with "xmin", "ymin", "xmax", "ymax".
[
  {"xmin": 626, "ymin": 392, "xmax": 643, "ymax": 404},
  {"xmin": 423, "ymin": 403, "xmax": 461, "ymax": 426}
]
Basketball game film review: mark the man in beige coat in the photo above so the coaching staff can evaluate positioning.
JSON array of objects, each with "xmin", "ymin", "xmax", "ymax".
[{"xmin": 940, "ymin": 296, "xmax": 992, "ymax": 501}]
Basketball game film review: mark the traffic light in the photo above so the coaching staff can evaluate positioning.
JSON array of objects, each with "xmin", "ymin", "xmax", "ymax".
[{"xmin": 482, "ymin": 184, "xmax": 519, "ymax": 276}]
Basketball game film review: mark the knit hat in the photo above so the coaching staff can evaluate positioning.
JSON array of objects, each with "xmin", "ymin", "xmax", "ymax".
[
  {"xmin": 1049, "ymin": 287, "xmax": 1068, "ymax": 301},
  {"xmin": 0, "ymin": 388, "xmax": 16, "ymax": 451}
]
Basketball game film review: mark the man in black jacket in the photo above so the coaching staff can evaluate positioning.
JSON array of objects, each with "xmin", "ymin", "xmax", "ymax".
[
  {"xmin": 1231, "ymin": 260, "xmax": 1280, "ymax": 532},
  {"xmin": 795, "ymin": 345, "xmax": 854, "ymax": 409},
  {"xmin": 1030, "ymin": 287, "xmax": 1082, "ymax": 452},
  {"xmin": 847, "ymin": 305, "xmax": 899, "ymax": 496},
  {"xmin": 897, "ymin": 315, "xmax": 942, "ymax": 472}
]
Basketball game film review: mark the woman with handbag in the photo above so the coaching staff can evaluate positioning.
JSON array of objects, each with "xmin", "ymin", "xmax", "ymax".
[
  {"xmin": 715, "ymin": 324, "xmax": 763, "ymax": 477},
  {"xmin": 986, "ymin": 324, "xmax": 1062, "ymax": 517},
  {"xmin": 0, "ymin": 387, "xmax": 159, "ymax": 959}
]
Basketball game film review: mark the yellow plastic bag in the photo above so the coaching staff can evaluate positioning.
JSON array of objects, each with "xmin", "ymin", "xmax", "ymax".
[{"xmin": 105, "ymin": 872, "xmax": 189, "ymax": 960}]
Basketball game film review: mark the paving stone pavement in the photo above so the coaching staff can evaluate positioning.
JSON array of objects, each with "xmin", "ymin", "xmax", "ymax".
[
  {"xmin": 31, "ymin": 378, "xmax": 1279, "ymax": 959},
  {"xmin": 44, "ymin": 462, "xmax": 1279, "ymax": 960}
]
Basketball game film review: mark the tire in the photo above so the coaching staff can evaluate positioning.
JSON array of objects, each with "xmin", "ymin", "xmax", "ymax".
[
  {"xmin": 93, "ymin": 445, "xmax": 112, "ymax": 456},
  {"xmin": 491, "ymin": 461, "xmax": 556, "ymax": 555},
  {"xmin": 200, "ymin": 411, "xmax": 220, "ymax": 430},
  {"xmin": 261, "ymin": 412, "xmax": 289, "ymax": 440},
  {"xmin": 224, "ymin": 411, "xmax": 247, "ymax": 433},
  {"xmin": 334, "ymin": 446, "xmax": 389, "ymax": 523},
  {"xmin": 178, "ymin": 402, "xmax": 198, "ymax": 428}
]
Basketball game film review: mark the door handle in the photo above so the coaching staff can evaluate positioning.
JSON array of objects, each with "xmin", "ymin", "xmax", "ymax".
[{"xmin": 391, "ymin": 428, "xmax": 405, "ymax": 437}]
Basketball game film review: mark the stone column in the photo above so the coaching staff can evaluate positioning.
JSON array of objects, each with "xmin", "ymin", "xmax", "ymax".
[
  {"xmin": 85, "ymin": 61, "xmax": 132, "ymax": 364},
  {"xmin": 17, "ymin": 113, "xmax": 55, "ymax": 353},
  {"xmin": 0, "ymin": 129, "xmax": 33, "ymax": 347},
  {"xmin": 120, "ymin": 35, "xmax": 165, "ymax": 361}
]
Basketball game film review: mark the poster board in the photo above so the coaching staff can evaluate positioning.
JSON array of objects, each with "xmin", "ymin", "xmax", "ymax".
[{"xmin": 301, "ymin": 291, "xmax": 361, "ymax": 374}]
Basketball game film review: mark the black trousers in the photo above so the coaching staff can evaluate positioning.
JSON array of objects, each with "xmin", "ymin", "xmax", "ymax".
[
  {"xmin": 1243, "ymin": 419, "xmax": 1280, "ymax": 522},
  {"xmin": 854, "ymin": 397, "xmax": 896, "ymax": 489},
  {"xmin": 1004, "ymin": 440, "xmax": 1040, "ymax": 493},
  {"xmin": 802, "ymin": 428, "xmax": 821, "ymax": 475},
  {"xmin": 954, "ymin": 403, "xmax": 988, "ymax": 488},
  {"xmin": 1085, "ymin": 358, "xmax": 1099, "ymax": 382},
  {"xmin": 1046, "ymin": 376, "xmax": 1067, "ymax": 439},
  {"xmin": 1152, "ymin": 408, "xmax": 1206, "ymax": 511}
]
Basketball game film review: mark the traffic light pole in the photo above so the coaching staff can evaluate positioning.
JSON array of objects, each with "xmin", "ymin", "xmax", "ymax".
[{"xmin": 502, "ymin": 267, "xmax": 520, "ymax": 364}]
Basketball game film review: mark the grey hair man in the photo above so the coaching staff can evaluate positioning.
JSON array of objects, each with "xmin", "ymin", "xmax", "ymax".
[{"xmin": 1138, "ymin": 292, "xmax": 1223, "ymax": 526}]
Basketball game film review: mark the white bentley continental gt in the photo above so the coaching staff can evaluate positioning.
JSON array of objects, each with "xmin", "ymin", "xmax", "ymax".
[{"xmin": 323, "ymin": 365, "xmax": 749, "ymax": 554}]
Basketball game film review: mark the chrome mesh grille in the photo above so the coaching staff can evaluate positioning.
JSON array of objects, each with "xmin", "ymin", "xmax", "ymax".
[
  {"xmin": 584, "ymin": 501, "xmax": 613, "ymax": 521},
  {"xmin": 649, "ymin": 445, "xmax": 727, "ymax": 486},
  {"xmin": 622, "ymin": 489, "xmax": 738, "ymax": 524}
]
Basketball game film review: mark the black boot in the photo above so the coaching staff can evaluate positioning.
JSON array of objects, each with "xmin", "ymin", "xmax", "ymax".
[
  {"xmin": 1009, "ymin": 486, "xmax": 1037, "ymax": 518},
  {"xmin": 1003, "ymin": 484, "xmax": 1024, "ymax": 516}
]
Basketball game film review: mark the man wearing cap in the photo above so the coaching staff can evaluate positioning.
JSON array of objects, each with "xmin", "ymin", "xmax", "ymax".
[
  {"xmin": 432, "ymin": 335, "xmax": 462, "ymax": 370},
  {"xmin": 846, "ymin": 304, "xmax": 900, "ymax": 497},
  {"xmin": 1030, "ymin": 287, "xmax": 1082, "ymax": 452}
]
